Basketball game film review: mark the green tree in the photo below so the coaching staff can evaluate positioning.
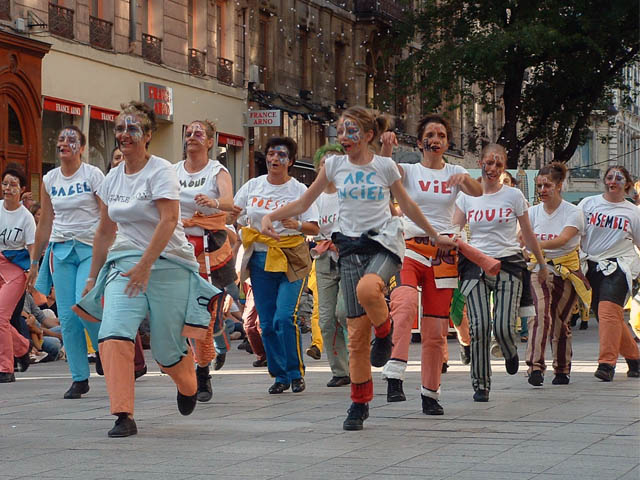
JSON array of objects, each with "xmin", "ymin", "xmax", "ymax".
[{"xmin": 394, "ymin": 0, "xmax": 639, "ymax": 168}]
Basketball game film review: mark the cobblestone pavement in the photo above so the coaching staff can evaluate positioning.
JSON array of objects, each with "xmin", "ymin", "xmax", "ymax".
[{"xmin": 1, "ymin": 321, "xmax": 638, "ymax": 480}]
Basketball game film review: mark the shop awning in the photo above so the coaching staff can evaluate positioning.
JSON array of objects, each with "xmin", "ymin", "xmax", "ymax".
[{"xmin": 43, "ymin": 96, "xmax": 84, "ymax": 116}]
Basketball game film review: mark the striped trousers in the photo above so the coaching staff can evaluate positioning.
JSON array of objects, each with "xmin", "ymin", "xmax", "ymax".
[
  {"xmin": 526, "ymin": 272, "xmax": 577, "ymax": 375},
  {"xmin": 463, "ymin": 271, "xmax": 522, "ymax": 392}
]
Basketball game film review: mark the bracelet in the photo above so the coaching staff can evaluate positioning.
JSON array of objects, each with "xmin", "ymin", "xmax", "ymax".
[
  {"xmin": 297, "ymin": 220, "xmax": 303, "ymax": 231},
  {"xmin": 30, "ymin": 259, "xmax": 39, "ymax": 266},
  {"xmin": 213, "ymin": 198, "xmax": 220, "ymax": 209},
  {"xmin": 86, "ymin": 277, "xmax": 96, "ymax": 283}
]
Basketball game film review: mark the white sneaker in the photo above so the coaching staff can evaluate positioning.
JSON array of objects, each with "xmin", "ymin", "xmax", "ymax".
[{"xmin": 30, "ymin": 351, "xmax": 49, "ymax": 364}]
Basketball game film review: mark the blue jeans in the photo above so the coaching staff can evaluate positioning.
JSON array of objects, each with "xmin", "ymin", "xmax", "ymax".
[
  {"xmin": 249, "ymin": 252, "xmax": 305, "ymax": 384},
  {"xmin": 50, "ymin": 241, "xmax": 100, "ymax": 382},
  {"xmin": 42, "ymin": 326, "xmax": 62, "ymax": 361}
]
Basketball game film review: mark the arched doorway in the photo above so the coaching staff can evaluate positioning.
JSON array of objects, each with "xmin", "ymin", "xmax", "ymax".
[{"xmin": 0, "ymin": 32, "xmax": 50, "ymax": 197}]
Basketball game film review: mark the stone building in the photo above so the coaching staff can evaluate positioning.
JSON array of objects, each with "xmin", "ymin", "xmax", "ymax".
[{"xmin": 1, "ymin": 0, "xmax": 248, "ymax": 193}]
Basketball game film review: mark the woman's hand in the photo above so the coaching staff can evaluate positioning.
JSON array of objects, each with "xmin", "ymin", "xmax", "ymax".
[
  {"xmin": 447, "ymin": 173, "xmax": 470, "ymax": 188},
  {"xmin": 281, "ymin": 217, "xmax": 300, "ymax": 231},
  {"xmin": 26, "ymin": 264, "xmax": 39, "ymax": 291},
  {"xmin": 435, "ymin": 234, "xmax": 458, "ymax": 250},
  {"xmin": 194, "ymin": 194, "xmax": 218, "ymax": 209},
  {"xmin": 121, "ymin": 261, "xmax": 152, "ymax": 298},
  {"xmin": 536, "ymin": 264, "xmax": 549, "ymax": 285},
  {"xmin": 81, "ymin": 278, "xmax": 96, "ymax": 297},
  {"xmin": 261, "ymin": 214, "xmax": 280, "ymax": 240}
]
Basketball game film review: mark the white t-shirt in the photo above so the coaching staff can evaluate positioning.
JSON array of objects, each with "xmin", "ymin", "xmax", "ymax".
[
  {"xmin": 174, "ymin": 159, "xmax": 228, "ymax": 236},
  {"xmin": 315, "ymin": 192, "xmax": 339, "ymax": 241},
  {"xmin": 324, "ymin": 154, "xmax": 401, "ymax": 237},
  {"xmin": 0, "ymin": 201, "xmax": 36, "ymax": 250},
  {"xmin": 578, "ymin": 194, "xmax": 640, "ymax": 258},
  {"xmin": 528, "ymin": 200, "xmax": 583, "ymax": 259},
  {"xmin": 43, "ymin": 163, "xmax": 104, "ymax": 244},
  {"xmin": 234, "ymin": 175, "xmax": 318, "ymax": 250},
  {"xmin": 456, "ymin": 185, "xmax": 527, "ymax": 257},
  {"xmin": 97, "ymin": 156, "xmax": 193, "ymax": 261},
  {"xmin": 402, "ymin": 162, "xmax": 468, "ymax": 236}
]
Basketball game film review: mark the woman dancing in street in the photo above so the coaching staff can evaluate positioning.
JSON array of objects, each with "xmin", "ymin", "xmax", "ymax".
[
  {"xmin": 28, "ymin": 126, "xmax": 104, "ymax": 399},
  {"xmin": 262, "ymin": 107, "xmax": 455, "ymax": 430},
  {"xmin": 452, "ymin": 143, "xmax": 547, "ymax": 402},
  {"xmin": 0, "ymin": 166, "xmax": 36, "ymax": 382},
  {"xmin": 578, "ymin": 165, "xmax": 640, "ymax": 381},
  {"xmin": 525, "ymin": 162, "xmax": 591, "ymax": 386},
  {"xmin": 234, "ymin": 137, "xmax": 319, "ymax": 395},
  {"xmin": 74, "ymin": 101, "xmax": 218, "ymax": 437},
  {"xmin": 380, "ymin": 115, "xmax": 482, "ymax": 415},
  {"xmin": 175, "ymin": 119, "xmax": 237, "ymax": 402}
]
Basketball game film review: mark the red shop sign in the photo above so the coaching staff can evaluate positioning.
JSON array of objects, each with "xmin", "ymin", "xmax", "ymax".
[
  {"xmin": 43, "ymin": 96, "xmax": 84, "ymax": 116},
  {"xmin": 90, "ymin": 106, "xmax": 119, "ymax": 122},
  {"xmin": 218, "ymin": 133, "xmax": 244, "ymax": 147}
]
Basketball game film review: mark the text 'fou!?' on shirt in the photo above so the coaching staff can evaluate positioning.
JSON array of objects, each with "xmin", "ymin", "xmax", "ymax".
[
  {"xmin": 98, "ymin": 155, "xmax": 192, "ymax": 259},
  {"xmin": 578, "ymin": 194, "xmax": 640, "ymax": 258},
  {"xmin": 456, "ymin": 185, "xmax": 527, "ymax": 258},
  {"xmin": 43, "ymin": 163, "xmax": 104, "ymax": 244},
  {"xmin": 174, "ymin": 159, "xmax": 228, "ymax": 236},
  {"xmin": 234, "ymin": 175, "xmax": 319, "ymax": 250},
  {"xmin": 324, "ymin": 154, "xmax": 401, "ymax": 237},
  {"xmin": 528, "ymin": 200, "xmax": 584, "ymax": 259},
  {"xmin": 402, "ymin": 162, "xmax": 468, "ymax": 237},
  {"xmin": 0, "ymin": 200, "xmax": 36, "ymax": 250}
]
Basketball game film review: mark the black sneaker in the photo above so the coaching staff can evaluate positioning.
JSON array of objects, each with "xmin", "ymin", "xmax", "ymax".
[
  {"xmin": 386, "ymin": 378, "xmax": 406, "ymax": 402},
  {"xmin": 292, "ymin": 378, "xmax": 306, "ymax": 393},
  {"xmin": 626, "ymin": 358, "xmax": 640, "ymax": 378},
  {"xmin": 177, "ymin": 390, "xmax": 198, "ymax": 415},
  {"xmin": 473, "ymin": 389, "xmax": 489, "ymax": 402},
  {"xmin": 268, "ymin": 381, "xmax": 290, "ymax": 394},
  {"xmin": 505, "ymin": 353, "xmax": 519, "ymax": 375},
  {"xmin": 460, "ymin": 344, "xmax": 471, "ymax": 365},
  {"xmin": 134, "ymin": 365, "xmax": 147, "ymax": 380},
  {"xmin": 305, "ymin": 345, "xmax": 321, "ymax": 360},
  {"xmin": 421, "ymin": 395, "xmax": 444, "ymax": 415},
  {"xmin": 579, "ymin": 321, "xmax": 588, "ymax": 330},
  {"xmin": 214, "ymin": 353, "xmax": 226, "ymax": 371},
  {"xmin": 15, "ymin": 351, "xmax": 30, "ymax": 373},
  {"xmin": 253, "ymin": 358, "xmax": 267, "ymax": 368},
  {"xmin": 343, "ymin": 402, "xmax": 369, "ymax": 431},
  {"xmin": 196, "ymin": 365, "xmax": 213, "ymax": 402},
  {"xmin": 237, "ymin": 339, "xmax": 248, "ymax": 351},
  {"xmin": 528, "ymin": 370, "xmax": 544, "ymax": 387},
  {"xmin": 95, "ymin": 351, "xmax": 104, "ymax": 376},
  {"xmin": 107, "ymin": 413, "xmax": 138, "ymax": 438},
  {"xmin": 594, "ymin": 363, "xmax": 615, "ymax": 382},
  {"xmin": 64, "ymin": 380, "xmax": 90, "ymax": 399},
  {"xmin": 441, "ymin": 362, "xmax": 449, "ymax": 374},
  {"xmin": 552, "ymin": 373, "xmax": 570, "ymax": 385},
  {"xmin": 370, "ymin": 323, "xmax": 393, "ymax": 367},
  {"xmin": 327, "ymin": 376, "xmax": 350, "ymax": 387},
  {"xmin": 0, "ymin": 372, "xmax": 15, "ymax": 383}
]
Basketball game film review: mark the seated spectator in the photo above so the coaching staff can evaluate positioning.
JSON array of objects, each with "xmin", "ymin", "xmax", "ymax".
[{"xmin": 22, "ymin": 292, "xmax": 63, "ymax": 362}]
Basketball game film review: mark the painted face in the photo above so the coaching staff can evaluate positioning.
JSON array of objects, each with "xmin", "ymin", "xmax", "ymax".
[
  {"xmin": 266, "ymin": 145, "xmax": 290, "ymax": 167},
  {"xmin": 420, "ymin": 122, "xmax": 448, "ymax": 153},
  {"xmin": 56, "ymin": 128, "xmax": 81, "ymax": 156},
  {"xmin": 535, "ymin": 175, "xmax": 559, "ymax": 202},
  {"xmin": 1, "ymin": 174, "xmax": 21, "ymax": 200},
  {"xmin": 337, "ymin": 119, "xmax": 362, "ymax": 145},
  {"xmin": 114, "ymin": 115, "xmax": 144, "ymax": 144},
  {"xmin": 481, "ymin": 152, "xmax": 506, "ymax": 182},
  {"xmin": 185, "ymin": 123, "xmax": 207, "ymax": 146},
  {"xmin": 604, "ymin": 170, "xmax": 626, "ymax": 192}
]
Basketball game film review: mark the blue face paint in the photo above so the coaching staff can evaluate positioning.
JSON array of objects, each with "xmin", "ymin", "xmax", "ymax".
[
  {"xmin": 56, "ymin": 129, "xmax": 81, "ymax": 156},
  {"xmin": 267, "ymin": 145, "xmax": 290, "ymax": 166},
  {"xmin": 114, "ymin": 115, "xmax": 144, "ymax": 142}
]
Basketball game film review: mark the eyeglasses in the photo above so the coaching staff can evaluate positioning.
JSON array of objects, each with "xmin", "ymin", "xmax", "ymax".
[{"xmin": 1, "ymin": 182, "xmax": 20, "ymax": 189}]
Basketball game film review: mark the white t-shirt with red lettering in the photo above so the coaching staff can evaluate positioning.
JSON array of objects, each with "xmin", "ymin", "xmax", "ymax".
[
  {"xmin": 315, "ymin": 192, "xmax": 339, "ymax": 241},
  {"xmin": 528, "ymin": 200, "xmax": 583, "ymax": 259},
  {"xmin": 174, "ymin": 159, "xmax": 228, "ymax": 236},
  {"xmin": 456, "ymin": 185, "xmax": 528, "ymax": 258},
  {"xmin": 578, "ymin": 194, "xmax": 640, "ymax": 258},
  {"xmin": 402, "ymin": 162, "xmax": 468, "ymax": 237},
  {"xmin": 234, "ymin": 175, "xmax": 318, "ymax": 250},
  {"xmin": 43, "ymin": 163, "xmax": 104, "ymax": 244}
]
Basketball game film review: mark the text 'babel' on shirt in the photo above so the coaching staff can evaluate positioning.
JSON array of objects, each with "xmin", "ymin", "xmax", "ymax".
[{"xmin": 43, "ymin": 162, "xmax": 104, "ymax": 245}]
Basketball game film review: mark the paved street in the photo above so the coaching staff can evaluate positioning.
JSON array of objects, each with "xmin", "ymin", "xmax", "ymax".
[{"xmin": 2, "ymin": 322, "xmax": 639, "ymax": 480}]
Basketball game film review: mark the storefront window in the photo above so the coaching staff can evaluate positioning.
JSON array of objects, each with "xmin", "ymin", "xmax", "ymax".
[
  {"xmin": 89, "ymin": 119, "xmax": 116, "ymax": 172},
  {"xmin": 217, "ymin": 145, "xmax": 238, "ymax": 191},
  {"xmin": 42, "ymin": 109, "xmax": 81, "ymax": 174}
]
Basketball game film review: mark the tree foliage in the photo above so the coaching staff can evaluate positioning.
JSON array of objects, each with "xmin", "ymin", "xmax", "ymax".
[{"xmin": 394, "ymin": 0, "xmax": 640, "ymax": 168}]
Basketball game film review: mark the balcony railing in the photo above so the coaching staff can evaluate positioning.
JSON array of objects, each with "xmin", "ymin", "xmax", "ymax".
[
  {"xmin": 49, "ymin": 3, "xmax": 74, "ymax": 39},
  {"xmin": 217, "ymin": 57, "xmax": 234, "ymax": 85},
  {"xmin": 89, "ymin": 16, "xmax": 113, "ymax": 50},
  {"xmin": 354, "ymin": 0, "xmax": 407, "ymax": 24},
  {"xmin": 188, "ymin": 48, "xmax": 206, "ymax": 76},
  {"xmin": 0, "ymin": 0, "xmax": 10, "ymax": 21},
  {"xmin": 570, "ymin": 168, "xmax": 600, "ymax": 179},
  {"xmin": 142, "ymin": 33, "xmax": 162, "ymax": 64}
]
